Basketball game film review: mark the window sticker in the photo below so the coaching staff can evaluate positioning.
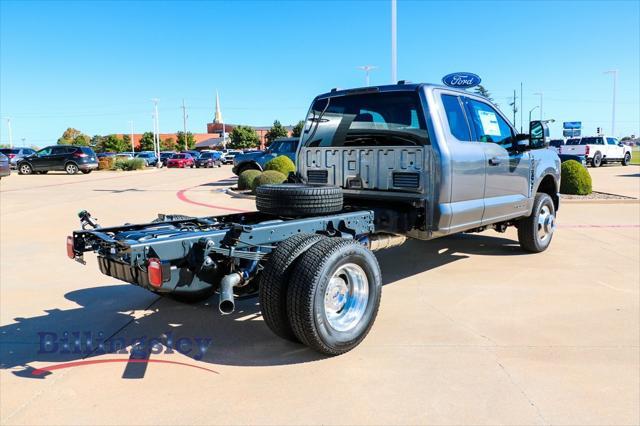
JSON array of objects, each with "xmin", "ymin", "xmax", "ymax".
[{"xmin": 478, "ymin": 110, "xmax": 501, "ymax": 136}]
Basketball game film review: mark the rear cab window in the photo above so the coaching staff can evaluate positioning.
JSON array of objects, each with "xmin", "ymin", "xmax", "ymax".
[{"xmin": 302, "ymin": 91, "xmax": 429, "ymax": 147}]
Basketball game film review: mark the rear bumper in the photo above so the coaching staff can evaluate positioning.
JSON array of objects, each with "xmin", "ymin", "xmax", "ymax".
[
  {"xmin": 79, "ymin": 163, "xmax": 98, "ymax": 171},
  {"xmin": 0, "ymin": 164, "xmax": 10, "ymax": 177}
]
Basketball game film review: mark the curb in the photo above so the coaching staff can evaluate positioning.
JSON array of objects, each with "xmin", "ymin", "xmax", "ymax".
[{"xmin": 225, "ymin": 188, "xmax": 256, "ymax": 199}]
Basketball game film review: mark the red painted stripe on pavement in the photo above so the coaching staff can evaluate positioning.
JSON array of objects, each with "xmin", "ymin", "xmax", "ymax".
[
  {"xmin": 31, "ymin": 358, "xmax": 219, "ymax": 376},
  {"xmin": 176, "ymin": 179, "xmax": 248, "ymax": 213}
]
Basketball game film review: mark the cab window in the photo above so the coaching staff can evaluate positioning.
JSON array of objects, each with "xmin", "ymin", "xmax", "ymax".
[
  {"xmin": 441, "ymin": 94, "xmax": 471, "ymax": 141},
  {"xmin": 465, "ymin": 98, "xmax": 514, "ymax": 147}
]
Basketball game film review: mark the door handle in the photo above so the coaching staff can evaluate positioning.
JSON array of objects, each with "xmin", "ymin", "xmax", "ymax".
[{"xmin": 488, "ymin": 157, "xmax": 501, "ymax": 166}]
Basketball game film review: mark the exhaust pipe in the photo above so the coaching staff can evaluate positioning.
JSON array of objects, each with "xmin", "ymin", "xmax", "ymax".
[{"xmin": 218, "ymin": 272, "xmax": 243, "ymax": 315}]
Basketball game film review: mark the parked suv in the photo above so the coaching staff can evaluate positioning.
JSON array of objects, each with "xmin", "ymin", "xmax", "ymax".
[
  {"xmin": 232, "ymin": 137, "xmax": 299, "ymax": 175},
  {"xmin": 0, "ymin": 147, "xmax": 37, "ymax": 169},
  {"xmin": 17, "ymin": 145, "xmax": 98, "ymax": 175},
  {"xmin": 0, "ymin": 153, "xmax": 10, "ymax": 179},
  {"xmin": 220, "ymin": 149, "xmax": 242, "ymax": 164},
  {"xmin": 195, "ymin": 151, "xmax": 222, "ymax": 168}
]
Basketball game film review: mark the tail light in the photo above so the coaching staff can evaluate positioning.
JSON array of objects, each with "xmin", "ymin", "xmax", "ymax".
[
  {"xmin": 73, "ymin": 152, "xmax": 88, "ymax": 158},
  {"xmin": 66, "ymin": 236, "xmax": 75, "ymax": 259},
  {"xmin": 7, "ymin": 154, "xmax": 15, "ymax": 159},
  {"xmin": 147, "ymin": 258, "xmax": 163, "ymax": 288},
  {"xmin": 585, "ymin": 145, "xmax": 590, "ymax": 155}
]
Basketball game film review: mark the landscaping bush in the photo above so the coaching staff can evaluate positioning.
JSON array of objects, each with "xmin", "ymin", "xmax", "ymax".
[
  {"xmin": 237, "ymin": 169, "xmax": 262, "ymax": 190},
  {"xmin": 264, "ymin": 155, "xmax": 295, "ymax": 176},
  {"xmin": 560, "ymin": 160, "xmax": 592, "ymax": 195},
  {"xmin": 113, "ymin": 158, "xmax": 146, "ymax": 171},
  {"xmin": 98, "ymin": 156, "xmax": 115, "ymax": 170},
  {"xmin": 251, "ymin": 170, "xmax": 287, "ymax": 191}
]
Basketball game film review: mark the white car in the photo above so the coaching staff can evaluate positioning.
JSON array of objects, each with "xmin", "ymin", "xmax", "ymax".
[
  {"xmin": 220, "ymin": 150, "xmax": 243, "ymax": 164},
  {"xmin": 560, "ymin": 136, "xmax": 632, "ymax": 167}
]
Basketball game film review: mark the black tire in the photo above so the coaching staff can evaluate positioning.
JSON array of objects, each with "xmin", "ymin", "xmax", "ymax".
[
  {"xmin": 259, "ymin": 233, "xmax": 325, "ymax": 342},
  {"xmin": 18, "ymin": 163, "xmax": 33, "ymax": 175},
  {"xmin": 81, "ymin": 170, "xmax": 92, "ymax": 174},
  {"xmin": 622, "ymin": 152, "xmax": 631, "ymax": 166},
  {"xmin": 65, "ymin": 162, "xmax": 79, "ymax": 174},
  {"xmin": 287, "ymin": 238, "xmax": 382, "ymax": 355},
  {"xmin": 591, "ymin": 152, "xmax": 602, "ymax": 167},
  {"xmin": 256, "ymin": 184, "xmax": 343, "ymax": 217},
  {"xmin": 517, "ymin": 192, "xmax": 556, "ymax": 253}
]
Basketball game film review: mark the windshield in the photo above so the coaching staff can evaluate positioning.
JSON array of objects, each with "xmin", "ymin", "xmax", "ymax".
[
  {"xmin": 0, "ymin": 149, "xmax": 19, "ymax": 154},
  {"xmin": 172, "ymin": 154, "xmax": 187, "ymax": 159},
  {"xmin": 302, "ymin": 91, "xmax": 428, "ymax": 147}
]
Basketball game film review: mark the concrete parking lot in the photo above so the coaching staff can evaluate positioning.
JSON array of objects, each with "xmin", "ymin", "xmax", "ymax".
[{"xmin": 1, "ymin": 166, "xmax": 639, "ymax": 425}]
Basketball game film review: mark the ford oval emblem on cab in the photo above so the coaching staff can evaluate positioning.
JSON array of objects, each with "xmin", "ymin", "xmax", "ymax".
[{"xmin": 442, "ymin": 72, "xmax": 481, "ymax": 89}]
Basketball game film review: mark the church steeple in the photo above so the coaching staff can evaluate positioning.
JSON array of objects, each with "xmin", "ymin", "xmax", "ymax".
[{"xmin": 214, "ymin": 91, "xmax": 223, "ymax": 124}]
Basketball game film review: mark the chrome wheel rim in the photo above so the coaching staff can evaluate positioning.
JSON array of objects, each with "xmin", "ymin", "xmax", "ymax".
[
  {"xmin": 66, "ymin": 164, "xmax": 77, "ymax": 174},
  {"xmin": 323, "ymin": 263, "xmax": 369, "ymax": 332},
  {"xmin": 20, "ymin": 164, "xmax": 30, "ymax": 174},
  {"xmin": 537, "ymin": 204, "xmax": 555, "ymax": 243}
]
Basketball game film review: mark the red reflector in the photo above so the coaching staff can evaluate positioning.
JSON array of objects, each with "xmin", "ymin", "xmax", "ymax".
[
  {"xmin": 585, "ymin": 145, "xmax": 590, "ymax": 155},
  {"xmin": 148, "ymin": 258, "xmax": 163, "ymax": 288},
  {"xmin": 66, "ymin": 236, "xmax": 75, "ymax": 259}
]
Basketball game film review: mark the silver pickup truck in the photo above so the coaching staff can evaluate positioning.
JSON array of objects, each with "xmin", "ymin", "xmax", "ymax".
[{"xmin": 68, "ymin": 83, "xmax": 560, "ymax": 356}]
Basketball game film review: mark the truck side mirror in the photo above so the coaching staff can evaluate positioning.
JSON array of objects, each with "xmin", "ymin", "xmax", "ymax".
[{"xmin": 529, "ymin": 120, "xmax": 549, "ymax": 149}]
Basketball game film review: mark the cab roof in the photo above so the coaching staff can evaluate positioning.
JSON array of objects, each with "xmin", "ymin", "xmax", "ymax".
[{"xmin": 316, "ymin": 82, "xmax": 468, "ymax": 100}]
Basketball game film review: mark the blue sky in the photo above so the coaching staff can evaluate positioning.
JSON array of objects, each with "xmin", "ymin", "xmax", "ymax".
[{"xmin": 1, "ymin": 0, "xmax": 638, "ymax": 147}]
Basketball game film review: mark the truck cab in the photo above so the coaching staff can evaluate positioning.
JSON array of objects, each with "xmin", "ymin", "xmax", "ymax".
[{"xmin": 297, "ymin": 83, "xmax": 560, "ymax": 239}]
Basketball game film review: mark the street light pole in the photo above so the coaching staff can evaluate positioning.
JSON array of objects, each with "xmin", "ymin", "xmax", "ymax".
[
  {"xmin": 129, "ymin": 121, "xmax": 135, "ymax": 154},
  {"xmin": 6, "ymin": 118, "xmax": 12, "ymax": 148},
  {"xmin": 533, "ymin": 92, "xmax": 543, "ymax": 120},
  {"xmin": 357, "ymin": 65, "xmax": 378, "ymax": 87},
  {"xmin": 152, "ymin": 99, "xmax": 160, "ymax": 165},
  {"xmin": 391, "ymin": 0, "xmax": 397, "ymax": 83},
  {"xmin": 529, "ymin": 106, "xmax": 539, "ymax": 124},
  {"xmin": 604, "ymin": 70, "xmax": 617, "ymax": 137},
  {"xmin": 182, "ymin": 99, "xmax": 188, "ymax": 150}
]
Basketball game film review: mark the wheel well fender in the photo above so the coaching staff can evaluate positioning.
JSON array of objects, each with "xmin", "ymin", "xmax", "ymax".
[
  {"xmin": 238, "ymin": 161, "xmax": 263, "ymax": 172},
  {"xmin": 536, "ymin": 174, "xmax": 559, "ymax": 211}
]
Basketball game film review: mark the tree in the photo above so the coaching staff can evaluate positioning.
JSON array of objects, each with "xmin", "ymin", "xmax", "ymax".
[
  {"xmin": 91, "ymin": 135, "xmax": 105, "ymax": 149},
  {"xmin": 291, "ymin": 120, "xmax": 305, "ymax": 138},
  {"xmin": 99, "ymin": 134, "xmax": 128, "ymax": 152},
  {"xmin": 229, "ymin": 125, "xmax": 260, "ymax": 149},
  {"xmin": 265, "ymin": 120, "xmax": 289, "ymax": 144},
  {"xmin": 57, "ymin": 127, "xmax": 90, "ymax": 145},
  {"xmin": 473, "ymin": 85, "xmax": 493, "ymax": 102},
  {"xmin": 139, "ymin": 132, "xmax": 156, "ymax": 152},
  {"xmin": 161, "ymin": 137, "xmax": 176, "ymax": 151},
  {"xmin": 176, "ymin": 131, "xmax": 196, "ymax": 150}
]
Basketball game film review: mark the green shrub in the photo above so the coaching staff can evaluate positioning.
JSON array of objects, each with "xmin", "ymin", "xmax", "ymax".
[
  {"xmin": 264, "ymin": 155, "xmax": 295, "ymax": 176},
  {"xmin": 251, "ymin": 170, "xmax": 287, "ymax": 191},
  {"xmin": 113, "ymin": 158, "xmax": 146, "ymax": 171},
  {"xmin": 560, "ymin": 160, "xmax": 592, "ymax": 195},
  {"xmin": 237, "ymin": 169, "xmax": 261, "ymax": 190},
  {"xmin": 98, "ymin": 156, "xmax": 115, "ymax": 170}
]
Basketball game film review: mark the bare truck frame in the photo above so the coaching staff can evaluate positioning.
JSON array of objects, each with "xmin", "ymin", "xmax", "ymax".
[{"xmin": 68, "ymin": 83, "xmax": 560, "ymax": 355}]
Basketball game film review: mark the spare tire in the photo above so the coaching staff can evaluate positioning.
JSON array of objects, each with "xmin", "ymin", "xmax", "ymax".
[{"xmin": 256, "ymin": 184, "xmax": 343, "ymax": 216}]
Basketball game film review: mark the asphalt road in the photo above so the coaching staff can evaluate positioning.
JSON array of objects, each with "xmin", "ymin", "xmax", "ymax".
[{"xmin": 1, "ymin": 167, "xmax": 638, "ymax": 425}]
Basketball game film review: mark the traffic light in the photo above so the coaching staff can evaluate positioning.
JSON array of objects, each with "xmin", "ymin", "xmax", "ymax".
[{"xmin": 596, "ymin": 127, "xmax": 602, "ymax": 135}]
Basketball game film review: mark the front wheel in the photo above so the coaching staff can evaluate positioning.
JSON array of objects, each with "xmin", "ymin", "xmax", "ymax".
[
  {"xmin": 287, "ymin": 238, "xmax": 382, "ymax": 355},
  {"xmin": 517, "ymin": 193, "xmax": 556, "ymax": 253},
  {"xmin": 622, "ymin": 152, "xmax": 631, "ymax": 166},
  {"xmin": 591, "ymin": 152, "xmax": 602, "ymax": 167},
  {"xmin": 18, "ymin": 163, "xmax": 33, "ymax": 175},
  {"xmin": 65, "ymin": 163, "xmax": 79, "ymax": 174}
]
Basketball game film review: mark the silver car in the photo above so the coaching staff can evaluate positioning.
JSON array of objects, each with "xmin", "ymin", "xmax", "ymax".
[
  {"xmin": 0, "ymin": 147, "xmax": 38, "ymax": 169},
  {"xmin": 0, "ymin": 153, "xmax": 10, "ymax": 179}
]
